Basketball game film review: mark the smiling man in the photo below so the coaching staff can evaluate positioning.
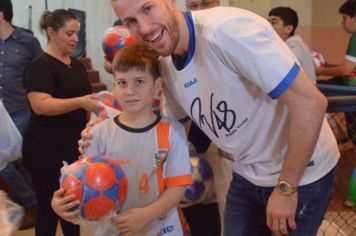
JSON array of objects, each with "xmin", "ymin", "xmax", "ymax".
[{"xmin": 109, "ymin": 1, "xmax": 340, "ymax": 235}]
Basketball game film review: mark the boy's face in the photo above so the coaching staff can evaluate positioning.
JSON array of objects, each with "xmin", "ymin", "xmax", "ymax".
[
  {"xmin": 268, "ymin": 15, "xmax": 292, "ymax": 41},
  {"xmin": 112, "ymin": 0, "xmax": 180, "ymax": 57},
  {"xmin": 185, "ymin": 0, "xmax": 220, "ymax": 11},
  {"xmin": 113, "ymin": 68, "xmax": 159, "ymax": 116},
  {"xmin": 341, "ymin": 14, "xmax": 356, "ymax": 34}
]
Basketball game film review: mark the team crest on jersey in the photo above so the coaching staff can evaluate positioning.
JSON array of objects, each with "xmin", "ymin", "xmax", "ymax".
[{"xmin": 154, "ymin": 149, "xmax": 168, "ymax": 167}]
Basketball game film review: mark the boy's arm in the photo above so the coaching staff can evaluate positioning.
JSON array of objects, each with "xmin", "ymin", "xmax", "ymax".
[
  {"xmin": 112, "ymin": 186, "xmax": 185, "ymax": 234},
  {"xmin": 316, "ymin": 59, "xmax": 355, "ymax": 77}
]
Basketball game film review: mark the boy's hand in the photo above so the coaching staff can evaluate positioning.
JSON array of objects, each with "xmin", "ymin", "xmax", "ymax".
[
  {"xmin": 111, "ymin": 208, "xmax": 151, "ymax": 235},
  {"xmin": 51, "ymin": 189, "xmax": 81, "ymax": 223}
]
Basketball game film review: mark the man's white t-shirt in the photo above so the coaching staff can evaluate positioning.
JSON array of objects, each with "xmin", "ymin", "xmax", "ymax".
[{"xmin": 161, "ymin": 7, "xmax": 339, "ymax": 187}]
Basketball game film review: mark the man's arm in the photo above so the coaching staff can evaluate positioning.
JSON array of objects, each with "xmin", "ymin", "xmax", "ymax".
[
  {"xmin": 278, "ymin": 70, "xmax": 327, "ymax": 186},
  {"xmin": 266, "ymin": 70, "xmax": 327, "ymax": 235},
  {"xmin": 103, "ymin": 57, "xmax": 114, "ymax": 74}
]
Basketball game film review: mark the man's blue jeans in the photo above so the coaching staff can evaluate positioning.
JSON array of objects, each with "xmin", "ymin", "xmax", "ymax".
[
  {"xmin": 0, "ymin": 107, "xmax": 37, "ymax": 207},
  {"xmin": 224, "ymin": 169, "xmax": 335, "ymax": 236}
]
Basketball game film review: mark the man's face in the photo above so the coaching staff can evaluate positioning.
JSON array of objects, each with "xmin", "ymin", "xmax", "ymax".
[
  {"xmin": 268, "ymin": 15, "xmax": 290, "ymax": 41},
  {"xmin": 111, "ymin": 0, "xmax": 180, "ymax": 57},
  {"xmin": 341, "ymin": 14, "xmax": 356, "ymax": 33},
  {"xmin": 185, "ymin": 0, "xmax": 220, "ymax": 11}
]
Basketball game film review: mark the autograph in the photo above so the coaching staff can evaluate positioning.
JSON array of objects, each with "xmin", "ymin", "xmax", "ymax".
[{"xmin": 190, "ymin": 93, "xmax": 236, "ymax": 138}]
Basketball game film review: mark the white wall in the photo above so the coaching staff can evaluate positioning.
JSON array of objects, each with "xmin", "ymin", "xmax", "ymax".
[{"xmin": 11, "ymin": 0, "xmax": 230, "ymax": 89}]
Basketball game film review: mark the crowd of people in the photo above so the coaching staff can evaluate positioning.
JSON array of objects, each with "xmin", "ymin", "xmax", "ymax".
[{"xmin": 1, "ymin": 0, "xmax": 355, "ymax": 236}]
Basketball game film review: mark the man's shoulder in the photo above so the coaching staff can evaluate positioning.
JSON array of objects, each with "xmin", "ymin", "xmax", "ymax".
[
  {"xmin": 286, "ymin": 35, "xmax": 305, "ymax": 47},
  {"xmin": 192, "ymin": 6, "xmax": 266, "ymax": 28},
  {"xmin": 13, "ymin": 27, "xmax": 35, "ymax": 38},
  {"xmin": 12, "ymin": 27, "xmax": 40, "ymax": 45},
  {"xmin": 15, "ymin": 26, "xmax": 34, "ymax": 35}
]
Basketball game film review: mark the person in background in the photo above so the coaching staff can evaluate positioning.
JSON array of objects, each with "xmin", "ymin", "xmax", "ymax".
[
  {"xmin": 268, "ymin": 6, "xmax": 316, "ymax": 83},
  {"xmin": 316, "ymin": 0, "xmax": 356, "ymax": 146},
  {"xmin": 0, "ymin": 0, "xmax": 41, "ymax": 230},
  {"xmin": 22, "ymin": 9, "xmax": 101, "ymax": 236},
  {"xmin": 185, "ymin": 0, "xmax": 219, "ymax": 11},
  {"xmin": 316, "ymin": 0, "xmax": 356, "ymax": 86},
  {"xmin": 52, "ymin": 44, "xmax": 193, "ymax": 236},
  {"xmin": 112, "ymin": 0, "xmax": 339, "ymax": 235},
  {"xmin": 317, "ymin": 0, "xmax": 356, "ymax": 208}
]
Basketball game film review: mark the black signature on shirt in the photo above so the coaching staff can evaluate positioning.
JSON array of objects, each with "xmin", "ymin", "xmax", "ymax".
[{"xmin": 190, "ymin": 93, "xmax": 236, "ymax": 138}]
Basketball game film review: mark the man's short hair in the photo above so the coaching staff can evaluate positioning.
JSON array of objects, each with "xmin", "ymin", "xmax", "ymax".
[
  {"xmin": 339, "ymin": 0, "xmax": 356, "ymax": 17},
  {"xmin": 112, "ymin": 44, "xmax": 160, "ymax": 80},
  {"xmin": 268, "ymin": 7, "xmax": 298, "ymax": 36},
  {"xmin": 0, "ymin": 0, "xmax": 13, "ymax": 22}
]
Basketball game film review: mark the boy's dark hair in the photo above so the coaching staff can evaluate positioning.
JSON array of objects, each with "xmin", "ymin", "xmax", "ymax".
[
  {"xmin": 0, "ymin": 0, "xmax": 13, "ymax": 22},
  {"xmin": 112, "ymin": 44, "xmax": 160, "ymax": 80},
  {"xmin": 268, "ymin": 7, "xmax": 299, "ymax": 36},
  {"xmin": 339, "ymin": 0, "xmax": 356, "ymax": 17}
]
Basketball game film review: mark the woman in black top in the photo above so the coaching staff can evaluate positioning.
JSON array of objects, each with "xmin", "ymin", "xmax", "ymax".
[{"xmin": 23, "ymin": 9, "xmax": 101, "ymax": 236}]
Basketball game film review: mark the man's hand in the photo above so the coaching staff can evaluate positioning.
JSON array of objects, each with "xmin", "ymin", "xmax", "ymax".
[
  {"xmin": 111, "ymin": 208, "xmax": 151, "ymax": 235},
  {"xmin": 266, "ymin": 188, "xmax": 297, "ymax": 235},
  {"xmin": 78, "ymin": 118, "xmax": 103, "ymax": 156}
]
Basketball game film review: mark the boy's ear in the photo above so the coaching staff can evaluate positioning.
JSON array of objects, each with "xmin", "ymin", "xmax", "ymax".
[{"xmin": 285, "ymin": 25, "xmax": 294, "ymax": 35}]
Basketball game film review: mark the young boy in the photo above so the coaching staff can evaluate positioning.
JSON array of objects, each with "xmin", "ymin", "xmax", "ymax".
[
  {"xmin": 51, "ymin": 44, "xmax": 193, "ymax": 236},
  {"xmin": 316, "ymin": 0, "xmax": 356, "ymax": 86},
  {"xmin": 268, "ymin": 7, "xmax": 316, "ymax": 83},
  {"xmin": 316, "ymin": 0, "xmax": 356, "ymax": 146}
]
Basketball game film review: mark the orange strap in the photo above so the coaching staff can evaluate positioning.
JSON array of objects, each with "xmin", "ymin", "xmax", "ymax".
[{"xmin": 155, "ymin": 121, "xmax": 171, "ymax": 193}]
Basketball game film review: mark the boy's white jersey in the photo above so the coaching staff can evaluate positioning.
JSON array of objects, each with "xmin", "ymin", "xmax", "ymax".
[
  {"xmin": 84, "ymin": 116, "xmax": 192, "ymax": 236},
  {"xmin": 285, "ymin": 35, "xmax": 316, "ymax": 83},
  {"xmin": 161, "ymin": 7, "xmax": 339, "ymax": 187}
]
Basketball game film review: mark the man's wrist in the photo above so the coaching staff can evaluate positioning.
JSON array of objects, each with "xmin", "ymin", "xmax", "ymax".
[{"xmin": 277, "ymin": 180, "xmax": 298, "ymax": 196}]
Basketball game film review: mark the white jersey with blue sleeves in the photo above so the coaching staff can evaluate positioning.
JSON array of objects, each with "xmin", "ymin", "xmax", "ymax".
[{"xmin": 162, "ymin": 7, "xmax": 339, "ymax": 186}]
